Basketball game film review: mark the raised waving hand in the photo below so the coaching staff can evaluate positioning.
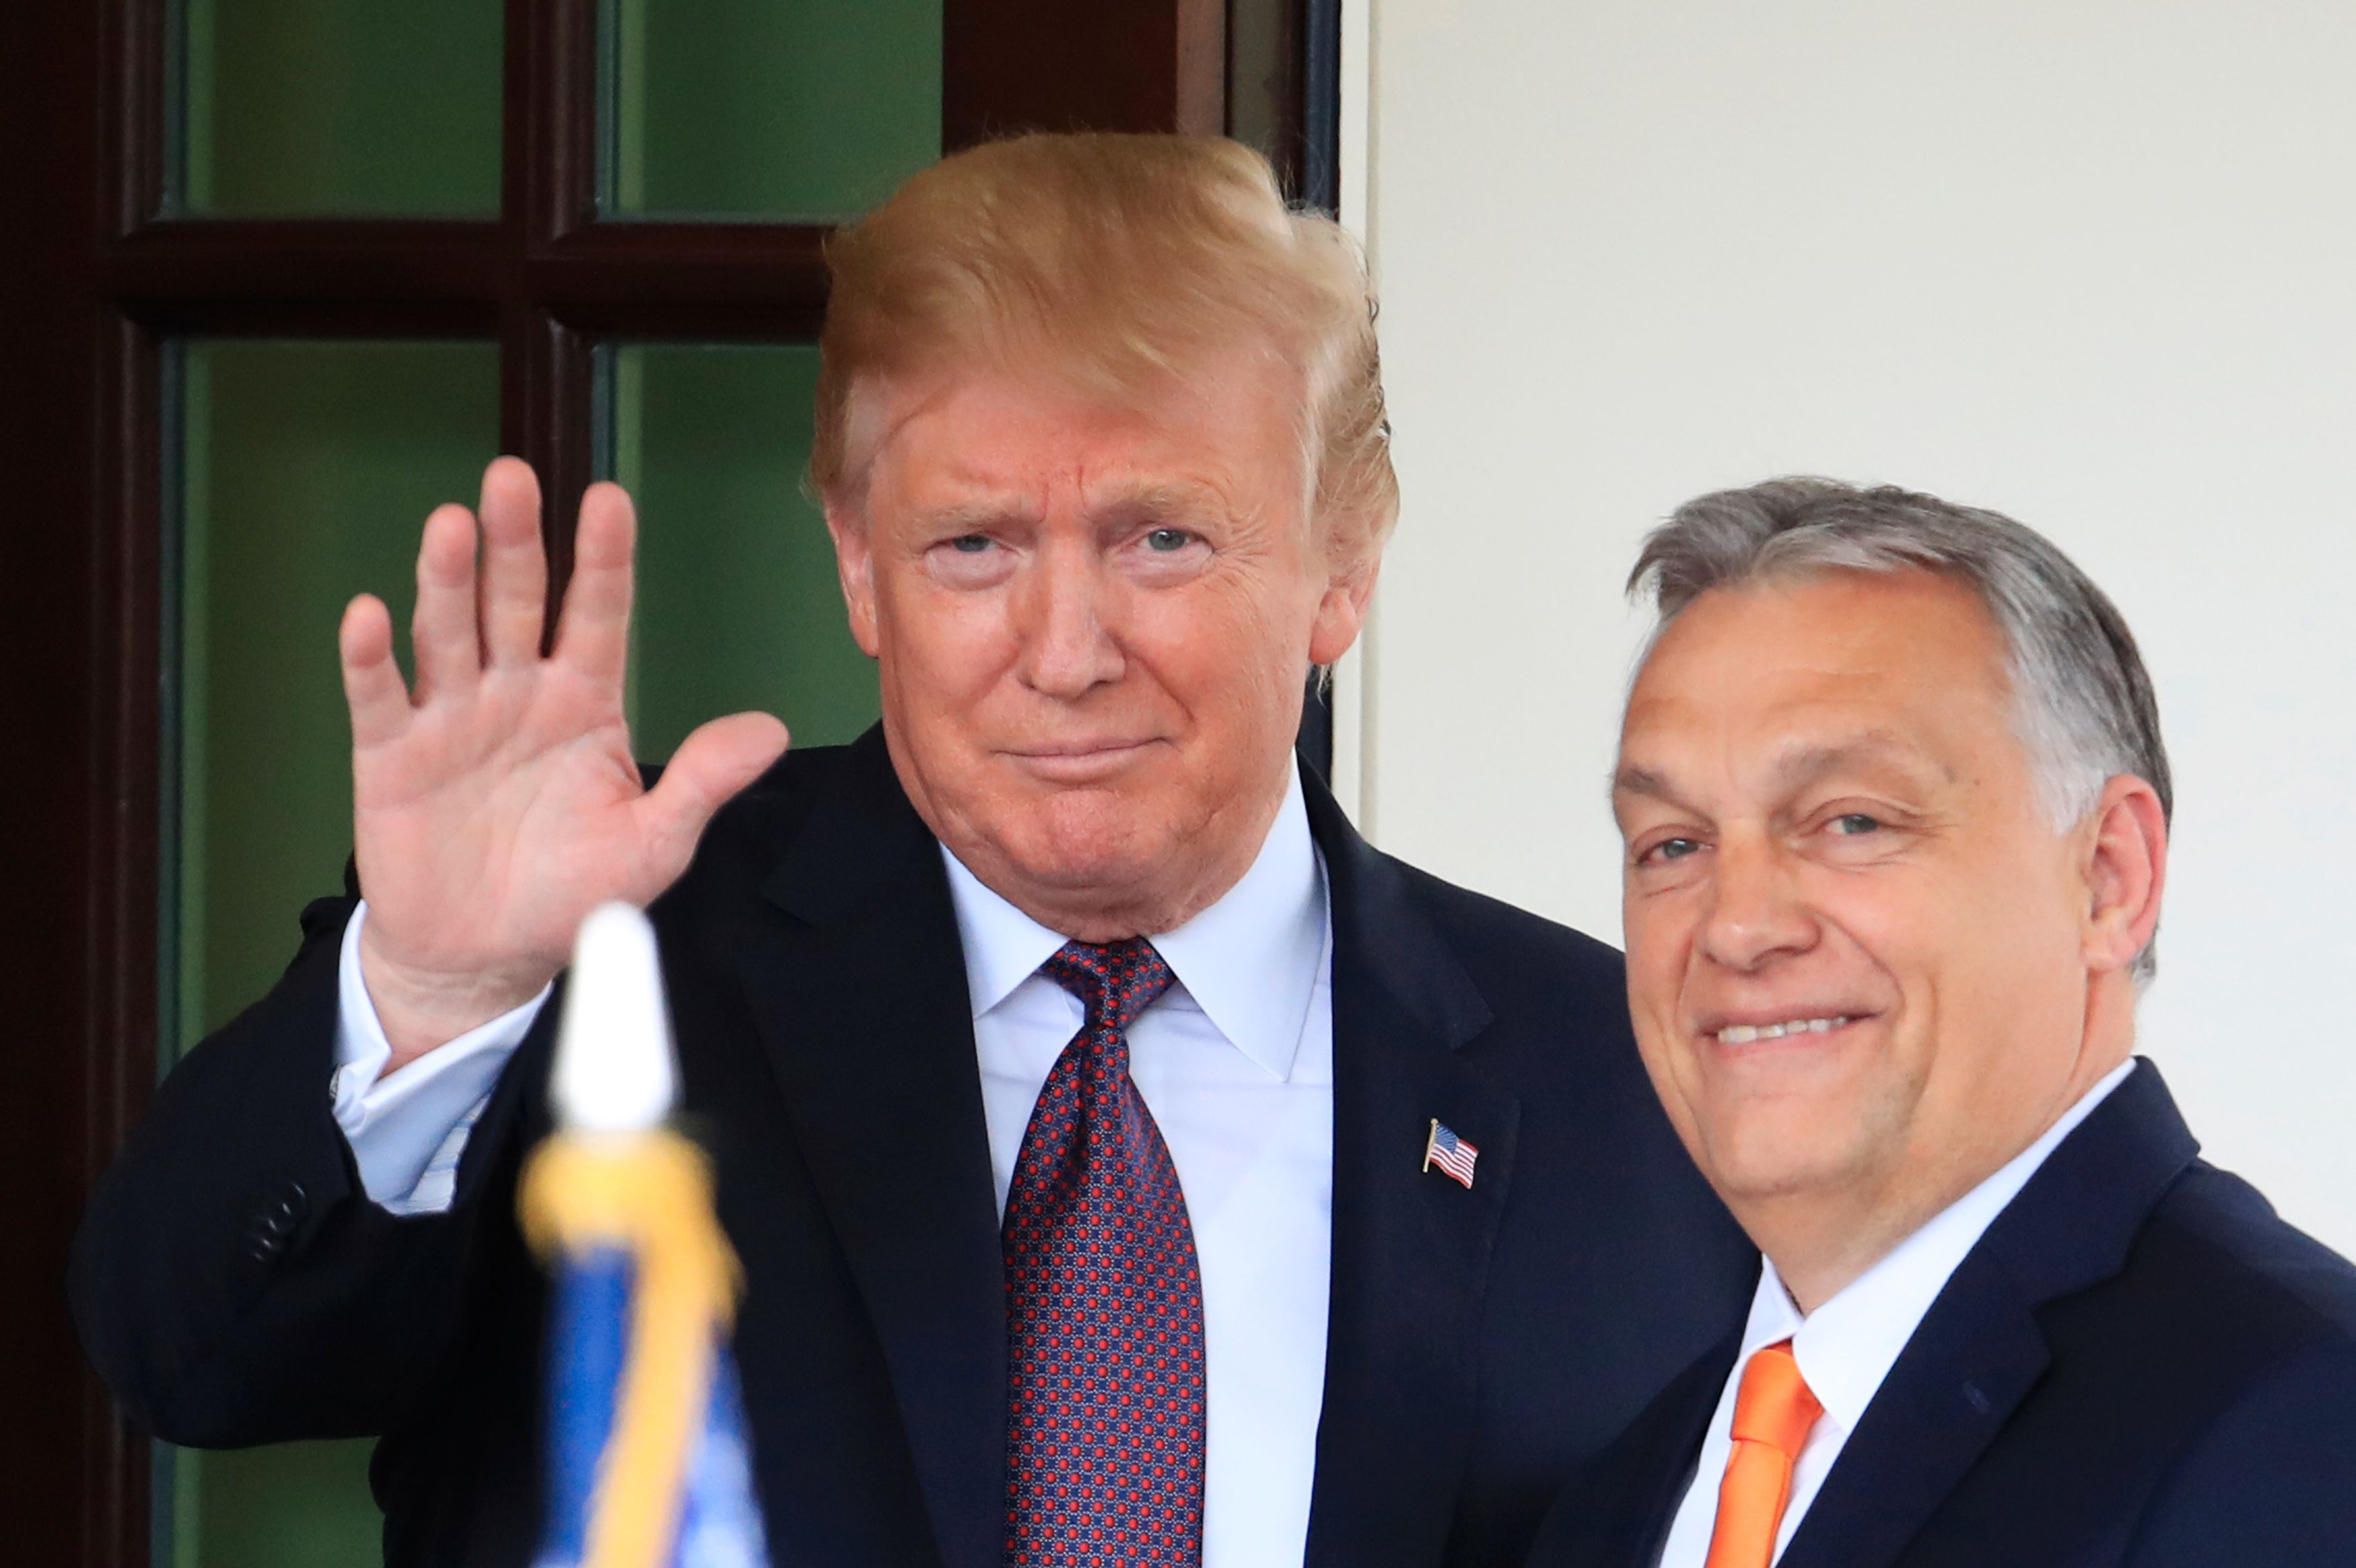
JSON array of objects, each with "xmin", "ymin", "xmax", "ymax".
[{"xmin": 340, "ymin": 458, "xmax": 789, "ymax": 1069}]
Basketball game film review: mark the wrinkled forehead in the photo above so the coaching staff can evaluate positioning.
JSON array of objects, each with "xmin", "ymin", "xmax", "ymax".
[
  {"xmin": 848, "ymin": 347, "xmax": 1315, "ymax": 525},
  {"xmin": 1616, "ymin": 572, "xmax": 2020, "ymax": 789}
]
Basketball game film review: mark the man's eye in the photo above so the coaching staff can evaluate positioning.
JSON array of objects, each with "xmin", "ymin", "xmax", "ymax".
[
  {"xmin": 1144, "ymin": 527, "xmax": 1194, "ymax": 553},
  {"xmin": 1830, "ymin": 812, "xmax": 1882, "ymax": 836},
  {"xmin": 948, "ymin": 534, "xmax": 994, "ymax": 554},
  {"xmin": 1644, "ymin": 838, "xmax": 1702, "ymax": 864}
]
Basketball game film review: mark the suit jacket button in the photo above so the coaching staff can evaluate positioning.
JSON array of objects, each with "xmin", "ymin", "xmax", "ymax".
[{"xmin": 244, "ymin": 1180, "xmax": 306, "ymax": 1262}]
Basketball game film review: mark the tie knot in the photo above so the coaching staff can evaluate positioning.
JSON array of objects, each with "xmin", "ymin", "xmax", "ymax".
[
  {"xmin": 1040, "ymin": 938, "xmax": 1175, "ymax": 1036},
  {"xmin": 1729, "ymin": 1341, "xmax": 1822, "ymax": 1460}
]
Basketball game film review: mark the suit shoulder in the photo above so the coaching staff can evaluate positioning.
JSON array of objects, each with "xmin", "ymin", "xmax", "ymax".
[
  {"xmin": 678, "ymin": 739, "xmax": 866, "ymax": 869},
  {"xmin": 1380, "ymin": 853, "xmax": 1628, "ymax": 995},
  {"xmin": 720, "ymin": 736, "xmax": 867, "ymax": 816},
  {"xmin": 1364, "ymin": 849, "xmax": 1658, "ymax": 1101},
  {"xmin": 2126, "ymin": 1333, "xmax": 2356, "ymax": 1565},
  {"xmin": 2143, "ymin": 1161, "xmax": 2356, "ymax": 1343}
]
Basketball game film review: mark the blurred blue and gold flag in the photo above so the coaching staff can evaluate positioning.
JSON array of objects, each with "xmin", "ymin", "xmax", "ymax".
[{"xmin": 520, "ymin": 903, "xmax": 773, "ymax": 1568}]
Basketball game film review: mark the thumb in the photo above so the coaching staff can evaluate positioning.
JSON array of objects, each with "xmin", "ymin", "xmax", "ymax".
[{"xmin": 634, "ymin": 712, "xmax": 792, "ymax": 890}]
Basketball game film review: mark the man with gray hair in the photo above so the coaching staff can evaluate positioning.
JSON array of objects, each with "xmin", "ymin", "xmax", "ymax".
[{"xmin": 1530, "ymin": 478, "xmax": 2356, "ymax": 1568}]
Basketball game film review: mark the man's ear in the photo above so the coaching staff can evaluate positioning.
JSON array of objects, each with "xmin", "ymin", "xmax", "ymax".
[
  {"xmin": 825, "ymin": 503, "xmax": 882, "ymax": 658},
  {"xmin": 2082, "ymin": 774, "xmax": 2168, "ymax": 976},
  {"xmin": 1307, "ymin": 555, "xmax": 1381, "ymax": 668}
]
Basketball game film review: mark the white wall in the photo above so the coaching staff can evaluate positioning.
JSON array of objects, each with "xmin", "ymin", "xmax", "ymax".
[{"xmin": 1351, "ymin": 0, "xmax": 2356, "ymax": 1251}]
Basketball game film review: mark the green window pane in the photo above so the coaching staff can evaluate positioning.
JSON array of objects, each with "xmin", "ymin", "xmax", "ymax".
[
  {"xmin": 178, "ymin": 0, "xmax": 502, "ymax": 216},
  {"xmin": 160, "ymin": 1442, "xmax": 380, "ymax": 1568},
  {"xmin": 602, "ymin": 0, "xmax": 942, "ymax": 219},
  {"xmin": 601, "ymin": 344, "xmax": 879, "ymax": 760},
  {"xmin": 167, "ymin": 338, "xmax": 501, "ymax": 1568}
]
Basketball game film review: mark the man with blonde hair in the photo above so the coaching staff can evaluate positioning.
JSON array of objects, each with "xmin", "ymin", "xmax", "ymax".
[{"xmin": 75, "ymin": 136, "xmax": 1751, "ymax": 1568}]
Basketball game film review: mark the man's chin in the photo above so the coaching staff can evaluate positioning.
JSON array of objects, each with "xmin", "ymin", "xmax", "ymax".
[
  {"xmin": 1004, "ymin": 783, "xmax": 1171, "ymax": 856},
  {"xmin": 1000, "ymin": 837, "xmax": 1165, "ymax": 902},
  {"xmin": 1695, "ymin": 1111, "xmax": 1884, "ymax": 1208},
  {"xmin": 957, "ymin": 797, "xmax": 1166, "ymax": 891}
]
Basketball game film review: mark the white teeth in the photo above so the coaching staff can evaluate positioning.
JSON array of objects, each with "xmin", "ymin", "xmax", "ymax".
[{"xmin": 1714, "ymin": 1017, "xmax": 1850, "ymax": 1045}]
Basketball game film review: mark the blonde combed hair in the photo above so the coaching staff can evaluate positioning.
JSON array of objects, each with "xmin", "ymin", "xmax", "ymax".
[{"xmin": 810, "ymin": 133, "xmax": 1398, "ymax": 570}]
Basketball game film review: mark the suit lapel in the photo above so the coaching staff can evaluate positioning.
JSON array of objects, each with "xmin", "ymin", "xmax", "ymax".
[
  {"xmin": 741, "ymin": 732, "xmax": 1008, "ymax": 1568},
  {"xmin": 1779, "ymin": 1063, "xmax": 2201, "ymax": 1568},
  {"xmin": 1534, "ymin": 1333, "xmax": 1739, "ymax": 1568},
  {"xmin": 1301, "ymin": 779, "xmax": 1517, "ymax": 1568},
  {"xmin": 1777, "ymin": 1273, "xmax": 2052, "ymax": 1568}
]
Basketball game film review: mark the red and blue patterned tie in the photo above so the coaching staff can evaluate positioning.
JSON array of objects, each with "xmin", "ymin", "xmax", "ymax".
[{"xmin": 1002, "ymin": 938, "xmax": 1206, "ymax": 1567}]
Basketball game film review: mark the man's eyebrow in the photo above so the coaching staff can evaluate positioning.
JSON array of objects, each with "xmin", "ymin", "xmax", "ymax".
[
  {"xmin": 1611, "ymin": 764, "xmax": 1683, "ymax": 804},
  {"xmin": 911, "ymin": 480, "xmax": 1239, "ymax": 534},
  {"xmin": 909, "ymin": 497, "xmax": 1036, "ymax": 534},
  {"xmin": 1088, "ymin": 476, "xmax": 1241, "ymax": 523}
]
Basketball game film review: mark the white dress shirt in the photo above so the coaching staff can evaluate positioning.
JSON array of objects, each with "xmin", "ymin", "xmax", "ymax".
[
  {"xmin": 1654, "ymin": 1059, "xmax": 2137, "ymax": 1568},
  {"xmin": 329, "ymin": 910, "xmax": 549, "ymax": 1216},
  {"xmin": 944, "ymin": 767, "xmax": 1333, "ymax": 1568},
  {"xmin": 332, "ymin": 764, "xmax": 1333, "ymax": 1568}
]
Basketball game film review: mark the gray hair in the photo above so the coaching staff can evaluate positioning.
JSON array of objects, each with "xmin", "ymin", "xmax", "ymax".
[{"xmin": 1629, "ymin": 477, "xmax": 2170, "ymax": 981}]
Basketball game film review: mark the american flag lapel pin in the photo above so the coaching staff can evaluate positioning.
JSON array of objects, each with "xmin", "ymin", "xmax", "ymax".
[{"xmin": 1422, "ymin": 1118, "xmax": 1478, "ymax": 1190}]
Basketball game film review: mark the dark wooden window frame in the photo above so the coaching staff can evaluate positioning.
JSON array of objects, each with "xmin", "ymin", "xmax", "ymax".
[{"xmin": 0, "ymin": 1, "xmax": 1337, "ymax": 1561}]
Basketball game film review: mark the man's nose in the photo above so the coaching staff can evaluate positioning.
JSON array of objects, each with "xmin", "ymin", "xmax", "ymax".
[
  {"xmin": 1014, "ymin": 540, "xmax": 1125, "ymax": 699},
  {"xmin": 1696, "ymin": 832, "xmax": 1818, "ymax": 973}
]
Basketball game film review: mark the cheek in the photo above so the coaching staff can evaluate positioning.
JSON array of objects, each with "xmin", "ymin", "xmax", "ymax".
[
  {"xmin": 1624, "ymin": 857, "xmax": 1716, "ymax": 977},
  {"xmin": 1129, "ymin": 583, "xmax": 1303, "ymax": 721},
  {"xmin": 876, "ymin": 573, "xmax": 1013, "ymax": 711},
  {"xmin": 1951, "ymin": 863, "xmax": 2090, "ymax": 1046},
  {"xmin": 1619, "ymin": 948, "xmax": 1708, "ymax": 1158},
  {"xmin": 1810, "ymin": 851, "xmax": 2078, "ymax": 1063},
  {"xmin": 1811, "ymin": 884, "xmax": 1928, "ymax": 985},
  {"xmin": 1910, "ymin": 839, "xmax": 2081, "ymax": 978},
  {"xmin": 1621, "ymin": 894, "xmax": 1693, "ymax": 1024}
]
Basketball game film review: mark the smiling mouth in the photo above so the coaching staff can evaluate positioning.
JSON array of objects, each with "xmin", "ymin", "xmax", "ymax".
[{"xmin": 1707, "ymin": 1015, "xmax": 1863, "ymax": 1045}]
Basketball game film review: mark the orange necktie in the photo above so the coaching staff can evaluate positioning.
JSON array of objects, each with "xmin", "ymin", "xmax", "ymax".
[{"xmin": 1702, "ymin": 1340, "xmax": 1823, "ymax": 1568}]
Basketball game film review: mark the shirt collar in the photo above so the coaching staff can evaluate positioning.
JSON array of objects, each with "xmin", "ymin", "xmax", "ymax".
[
  {"xmin": 938, "ymin": 762, "xmax": 1327, "ymax": 1082},
  {"xmin": 1739, "ymin": 1058, "xmax": 2138, "ymax": 1432},
  {"xmin": 939, "ymin": 852, "xmax": 1068, "ymax": 1020}
]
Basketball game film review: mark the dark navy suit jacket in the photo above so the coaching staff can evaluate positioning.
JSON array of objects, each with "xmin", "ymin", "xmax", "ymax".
[
  {"xmin": 72, "ymin": 728, "xmax": 1755, "ymax": 1568},
  {"xmin": 1528, "ymin": 1060, "xmax": 2356, "ymax": 1568}
]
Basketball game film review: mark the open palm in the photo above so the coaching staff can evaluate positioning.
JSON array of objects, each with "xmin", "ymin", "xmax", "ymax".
[{"xmin": 341, "ymin": 458, "xmax": 788, "ymax": 1067}]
